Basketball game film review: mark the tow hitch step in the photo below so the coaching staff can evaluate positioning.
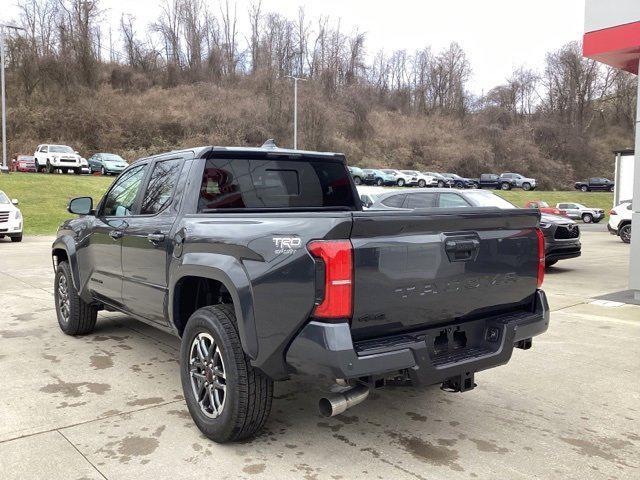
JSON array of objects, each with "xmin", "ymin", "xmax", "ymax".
[{"xmin": 441, "ymin": 373, "xmax": 476, "ymax": 393}]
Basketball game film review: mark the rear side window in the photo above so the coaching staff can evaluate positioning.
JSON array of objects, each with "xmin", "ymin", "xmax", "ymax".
[
  {"xmin": 381, "ymin": 194, "xmax": 406, "ymax": 208},
  {"xmin": 404, "ymin": 193, "xmax": 436, "ymax": 209},
  {"xmin": 198, "ymin": 158, "xmax": 355, "ymax": 211},
  {"xmin": 140, "ymin": 159, "xmax": 182, "ymax": 215},
  {"xmin": 438, "ymin": 193, "xmax": 470, "ymax": 208}
]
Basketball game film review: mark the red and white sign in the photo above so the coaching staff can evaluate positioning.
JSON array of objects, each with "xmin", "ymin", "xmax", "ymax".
[{"xmin": 583, "ymin": 0, "xmax": 640, "ymax": 74}]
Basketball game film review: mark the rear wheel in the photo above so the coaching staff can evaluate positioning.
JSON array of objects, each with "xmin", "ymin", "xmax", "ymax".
[
  {"xmin": 101, "ymin": 167, "xmax": 107, "ymax": 176},
  {"xmin": 418, "ymin": 179, "xmax": 426, "ymax": 188},
  {"xmin": 74, "ymin": 168, "xmax": 81, "ymax": 175},
  {"xmin": 581, "ymin": 185, "xmax": 589, "ymax": 192},
  {"xmin": 397, "ymin": 178, "xmax": 405, "ymax": 187},
  {"xmin": 375, "ymin": 178, "xmax": 383, "ymax": 186},
  {"xmin": 437, "ymin": 180, "xmax": 445, "ymax": 188},
  {"xmin": 609, "ymin": 185, "xmax": 615, "ymax": 192},
  {"xmin": 54, "ymin": 261, "xmax": 97, "ymax": 335},
  {"xmin": 47, "ymin": 161, "xmax": 54, "ymax": 174},
  {"xmin": 501, "ymin": 182, "xmax": 511, "ymax": 191},
  {"xmin": 582, "ymin": 213, "xmax": 593, "ymax": 223},
  {"xmin": 353, "ymin": 176, "xmax": 362, "ymax": 185},
  {"xmin": 619, "ymin": 224, "xmax": 632, "ymax": 244},
  {"xmin": 180, "ymin": 305, "xmax": 273, "ymax": 443}
]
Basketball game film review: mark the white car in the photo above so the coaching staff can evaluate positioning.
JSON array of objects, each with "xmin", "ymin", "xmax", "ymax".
[
  {"xmin": 34, "ymin": 144, "xmax": 88, "ymax": 174},
  {"xmin": 608, "ymin": 201, "xmax": 633, "ymax": 243},
  {"xmin": 381, "ymin": 169, "xmax": 417, "ymax": 187},
  {"xmin": 0, "ymin": 191, "xmax": 23, "ymax": 242},
  {"xmin": 401, "ymin": 170, "xmax": 437, "ymax": 188}
]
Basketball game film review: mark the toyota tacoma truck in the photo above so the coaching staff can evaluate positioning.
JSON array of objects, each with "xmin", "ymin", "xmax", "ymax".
[{"xmin": 52, "ymin": 142, "xmax": 549, "ymax": 443}]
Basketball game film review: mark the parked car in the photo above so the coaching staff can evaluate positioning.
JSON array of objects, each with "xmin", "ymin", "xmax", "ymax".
[
  {"xmin": 400, "ymin": 170, "xmax": 437, "ymax": 188},
  {"xmin": 500, "ymin": 173, "xmax": 537, "ymax": 191},
  {"xmin": 608, "ymin": 201, "xmax": 633, "ymax": 243},
  {"xmin": 556, "ymin": 202, "xmax": 605, "ymax": 223},
  {"xmin": 362, "ymin": 168, "xmax": 396, "ymax": 186},
  {"xmin": 477, "ymin": 173, "xmax": 516, "ymax": 190},
  {"xmin": 574, "ymin": 178, "xmax": 615, "ymax": 192},
  {"xmin": 348, "ymin": 166, "xmax": 365, "ymax": 185},
  {"xmin": 524, "ymin": 201, "xmax": 568, "ymax": 217},
  {"xmin": 369, "ymin": 188, "xmax": 580, "ymax": 267},
  {"xmin": 34, "ymin": 144, "xmax": 87, "ymax": 174},
  {"xmin": 441, "ymin": 173, "xmax": 477, "ymax": 189},
  {"xmin": 87, "ymin": 153, "xmax": 129, "ymax": 176},
  {"xmin": 357, "ymin": 186, "xmax": 388, "ymax": 208},
  {"xmin": 381, "ymin": 169, "xmax": 417, "ymax": 187},
  {"xmin": 0, "ymin": 191, "xmax": 23, "ymax": 242},
  {"xmin": 53, "ymin": 144, "xmax": 549, "ymax": 443},
  {"xmin": 423, "ymin": 172, "xmax": 452, "ymax": 188},
  {"xmin": 15, "ymin": 155, "xmax": 37, "ymax": 172}
]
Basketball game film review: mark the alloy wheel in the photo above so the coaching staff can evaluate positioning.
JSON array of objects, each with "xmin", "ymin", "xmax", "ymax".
[
  {"xmin": 189, "ymin": 332, "xmax": 227, "ymax": 418},
  {"xmin": 56, "ymin": 275, "xmax": 71, "ymax": 324}
]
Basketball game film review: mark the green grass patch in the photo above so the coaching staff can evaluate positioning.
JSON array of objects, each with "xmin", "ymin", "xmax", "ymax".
[
  {"xmin": 0, "ymin": 172, "xmax": 113, "ymax": 235},
  {"xmin": 494, "ymin": 190, "xmax": 614, "ymax": 219}
]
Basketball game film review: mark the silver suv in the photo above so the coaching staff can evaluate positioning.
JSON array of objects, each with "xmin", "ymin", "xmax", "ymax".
[
  {"xmin": 499, "ymin": 173, "xmax": 537, "ymax": 191},
  {"xmin": 556, "ymin": 202, "xmax": 605, "ymax": 224}
]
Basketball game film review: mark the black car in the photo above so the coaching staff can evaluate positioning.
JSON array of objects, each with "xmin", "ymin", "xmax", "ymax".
[
  {"xmin": 52, "ymin": 144, "xmax": 549, "ymax": 443},
  {"xmin": 441, "ymin": 173, "xmax": 478, "ymax": 189},
  {"xmin": 477, "ymin": 173, "xmax": 516, "ymax": 190},
  {"xmin": 369, "ymin": 188, "xmax": 581, "ymax": 267},
  {"xmin": 574, "ymin": 178, "xmax": 615, "ymax": 192}
]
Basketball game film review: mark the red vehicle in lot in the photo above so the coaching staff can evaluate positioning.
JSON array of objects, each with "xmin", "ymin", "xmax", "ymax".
[
  {"xmin": 524, "ymin": 201, "xmax": 568, "ymax": 217},
  {"xmin": 15, "ymin": 155, "xmax": 37, "ymax": 172}
]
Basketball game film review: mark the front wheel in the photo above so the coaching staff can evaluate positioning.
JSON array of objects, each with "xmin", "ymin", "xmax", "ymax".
[
  {"xmin": 74, "ymin": 168, "xmax": 81, "ymax": 175},
  {"xmin": 101, "ymin": 167, "xmax": 107, "ymax": 176},
  {"xmin": 375, "ymin": 178, "xmax": 383, "ymax": 186},
  {"xmin": 582, "ymin": 213, "xmax": 593, "ymax": 224},
  {"xmin": 609, "ymin": 185, "xmax": 615, "ymax": 192},
  {"xmin": 10, "ymin": 235, "xmax": 22, "ymax": 242},
  {"xmin": 397, "ymin": 178, "xmax": 405, "ymax": 187},
  {"xmin": 437, "ymin": 180, "xmax": 445, "ymax": 188},
  {"xmin": 180, "ymin": 305, "xmax": 273, "ymax": 443},
  {"xmin": 581, "ymin": 185, "xmax": 589, "ymax": 192},
  {"xmin": 418, "ymin": 179, "xmax": 426, "ymax": 188},
  {"xmin": 619, "ymin": 224, "xmax": 632, "ymax": 244},
  {"xmin": 522, "ymin": 182, "xmax": 531, "ymax": 191},
  {"xmin": 353, "ymin": 176, "xmax": 362, "ymax": 185},
  {"xmin": 54, "ymin": 261, "xmax": 97, "ymax": 335},
  {"xmin": 47, "ymin": 161, "xmax": 54, "ymax": 174},
  {"xmin": 501, "ymin": 182, "xmax": 511, "ymax": 191}
]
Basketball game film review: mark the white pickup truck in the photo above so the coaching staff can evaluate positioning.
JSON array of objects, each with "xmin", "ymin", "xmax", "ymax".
[{"xmin": 34, "ymin": 144, "xmax": 88, "ymax": 174}]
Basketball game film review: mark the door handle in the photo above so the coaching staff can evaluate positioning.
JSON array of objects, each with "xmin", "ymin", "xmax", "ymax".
[
  {"xmin": 147, "ymin": 233, "xmax": 166, "ymax": 244},
  {"xmin": 109, "ymin": 230, "xmax": 124, "ymax": 240}
]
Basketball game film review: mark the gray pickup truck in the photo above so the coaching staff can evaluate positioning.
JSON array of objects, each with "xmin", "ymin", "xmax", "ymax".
[{"xmin": 52, "ymin": 143, "xmax": 549, "ymax": 443}]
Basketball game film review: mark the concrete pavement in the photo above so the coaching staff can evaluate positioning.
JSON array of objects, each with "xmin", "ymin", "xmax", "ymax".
[{"xmin": 0, "ymin": 232, "xmax": 638, "ymax": 479}]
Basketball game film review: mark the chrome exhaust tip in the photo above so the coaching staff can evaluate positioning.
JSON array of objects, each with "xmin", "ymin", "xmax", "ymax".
[{"xmin": 318, "ymin": 384, "xmax": 370, "ymax": 417}]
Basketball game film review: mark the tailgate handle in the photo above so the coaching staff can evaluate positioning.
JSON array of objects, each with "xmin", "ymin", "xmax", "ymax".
[{"xmin": 445, "ymin": 239, "xmax": 480, "ymax": 262}]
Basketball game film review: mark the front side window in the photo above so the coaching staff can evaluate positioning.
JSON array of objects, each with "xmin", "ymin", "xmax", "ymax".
[
  {"xmin": 405, "ymin": 194, "xmax": 436, "ymax": 209},
  {"xmin": 41, "ymin": 146, "xmax": 48, "ymax": 153},
  {"xmin": 198, "ymin": 157, "xmax": 355, "ymax": 211},
  {"xmin": 140, "ymin": 159, "xmax": 182, "ymax": 215},
  {"xmin": 381, "ymin": 194, "xmax": 406, "ymax": 208},
  {"xmin": 101, "ymin": 165, "xmax": 147, "ymax": 217},
  {"xmin": 439, "ymin": 193, "xmax": 470, "ymax": 208}
]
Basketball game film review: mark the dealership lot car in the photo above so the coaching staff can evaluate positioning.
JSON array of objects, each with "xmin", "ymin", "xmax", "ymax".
[
  {"xmin": 0, "ymin": 191, "xmax": 23, "ymax": 242},
  {"xmin": 87, "ymin": 153, "xmax": 129, "ymax": 175},
  {"xmin": 608, "ymin": 201, "xmax": 633, "ymax": 243},
  {"xmin": 556, "ymin": 202, "xmax": 605, "ymax": 223},
  {"xmin": 34, "ymin": 144, "xmax": 88, "ymax": 174},
  {"xmin": 53, "ymin": 145, "xmax": 549, "ymax": 443}
]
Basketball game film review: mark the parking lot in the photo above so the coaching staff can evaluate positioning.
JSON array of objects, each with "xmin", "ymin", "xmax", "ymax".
[{"xmin": 0, "ymin": 231, "xmax": 638, "ymax": 480}]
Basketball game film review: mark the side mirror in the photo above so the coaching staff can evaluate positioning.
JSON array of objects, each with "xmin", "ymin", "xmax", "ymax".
[
  {"xmin": 68, "ymin": 196, "xmax": 93, "ymax": 215},
  {"xmin": 360, "ymin": 196, "xmax": 373, "ymax": 208},
  {"xmin": 11, "ymin": 199, "xmax": 18, "ymax": 206}
]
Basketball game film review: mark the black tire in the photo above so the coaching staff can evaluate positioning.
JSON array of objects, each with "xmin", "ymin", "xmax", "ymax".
[
  {"xmin": 47, "ymin": 161, "xmax": 54, "ymax": 174},
  {"xmin": 582, "ymin": 213, "xmax": 593, "ymax": 223},
  {"xmin": 397, "ymin": 178, "xmax": 405, "ymax": 187},
  {"xmin": 522, "ymin": 182, "xmax": 531, "ymax": 191},
  {"xmin": 455, "ymin": 181, "xmax": 464, "ymax": 189},
  {"xmin": 619, "ymin": 224, "xmax": 632, "ymax": 244},
  {"xmin": 501, "ymin": 182, "xmax": 512, "ymax": 191},
  {"xmin": 54, "ymin": 261, "xmax": 97, "ymax": 335},
  {"xmin": 10, "ymin": 235, "xmax": 22, "ymax": 243},
  {"xmin": 353, "ymin": 176, "xmax": 362, "ymax": 185},
  {"xmin": 375, "ymin": 178, "xmax": 383, "ymax": 186},
  {"xmin": 609, "ymin": 185, "xmax": 615, "ymax": 192},
  {"xmin": 101, "ymin": 167, "xmax": 107, "ymax": 176},
  {"xmin": 437, "ymin": 180, "xmax": 445, "ymax": 188},
  {"xmin": 546, "ymin": 260, "xmax": 558, "ymax": 267},
  {"xmin": 74, "ymin": 168, "xmax": 81, "ymax": 175},
  {"xmin": 180, "ymin": 305, "xmax": 273, "ymax": 443},
  {"xmin": 581, "ymin": 185, "xmax": 589, "ymax": 192}
]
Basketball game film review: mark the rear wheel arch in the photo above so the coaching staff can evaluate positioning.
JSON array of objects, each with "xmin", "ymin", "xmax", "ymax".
[{"xmin": 171, "ymin": 266, "xmax": 257, "ymax": 360}]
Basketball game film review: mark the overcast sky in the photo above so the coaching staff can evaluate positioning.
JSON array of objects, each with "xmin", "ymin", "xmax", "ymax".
[{"xmin": 1, "ymin": 0, "xmax": 586, "ymax": 94}]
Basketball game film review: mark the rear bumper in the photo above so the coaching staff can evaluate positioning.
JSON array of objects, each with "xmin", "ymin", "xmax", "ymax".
[
  {"xmin": 286, "ymin": 290, "xmax": 550, "ymax": 386},
  {"xmin": 608, "ymin": 223, "xmax": 618, "ymax": 235}
]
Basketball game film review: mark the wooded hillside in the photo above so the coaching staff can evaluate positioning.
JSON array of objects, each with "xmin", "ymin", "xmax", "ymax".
[{"xmin": 3, "ymin": 0, "xmax": 637, "ymax": 188}]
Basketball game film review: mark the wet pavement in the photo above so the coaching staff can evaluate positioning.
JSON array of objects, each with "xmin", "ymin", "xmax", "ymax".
[{"xmin": 0, "ymin": 232, "xmax": 638, "ymax": 479}]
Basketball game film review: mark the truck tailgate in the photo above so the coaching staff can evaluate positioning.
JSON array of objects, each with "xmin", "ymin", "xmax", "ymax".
[{"xmin": 350, "ymin": 208, "xmax": 540, "ymax": 340}]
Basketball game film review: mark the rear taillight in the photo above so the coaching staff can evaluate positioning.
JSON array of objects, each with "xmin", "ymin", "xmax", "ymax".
[
  {"xmin": 536, "ymin": 228, "xmax": 545, "ymax": 288},
  {"xmin": 308, "ymin": 240, "xmax": 353, "ymax": 319},
  {"xmin": 610, "ymin": 209, "xmax": 617, "ymax": 216}
]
